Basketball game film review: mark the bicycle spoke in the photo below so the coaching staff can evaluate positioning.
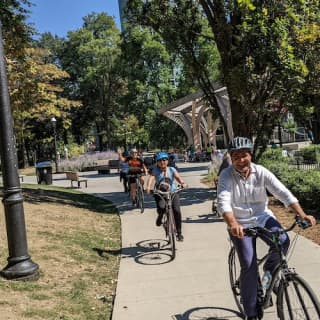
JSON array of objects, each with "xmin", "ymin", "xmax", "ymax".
[
  {"xmin": 277, "ymin": 274, "xmax": 320, "ymax": 319},
  {"xmin": 168, "ymin": 210, "xmax": 176, "ymax": 260},
  {"xmin": 139, "ymin": 185, "xmax": 144, "ymax": 213}
]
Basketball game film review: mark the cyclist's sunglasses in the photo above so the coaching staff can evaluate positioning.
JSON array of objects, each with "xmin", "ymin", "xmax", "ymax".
[{"xmin": 158, "ymin": 158, "xmax": 168, "ymax": 161}]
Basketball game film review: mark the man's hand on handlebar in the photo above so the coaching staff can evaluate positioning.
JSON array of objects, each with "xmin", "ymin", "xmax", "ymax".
[
  {"xmin": 229, "ymin": 222, "xmax": 244, "ymax": 238},
  {"xmin": 302, "ymin": 215, "xmax": 317, "ymax": 227}
]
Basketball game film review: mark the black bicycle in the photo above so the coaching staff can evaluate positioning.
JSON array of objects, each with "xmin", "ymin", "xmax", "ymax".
[
  {"xmin": 127, "ymin": 173, "xmax": 144, "ymax": 213},
  {"xmin": 153, "ymin": 186, "xmax": 184, "ymax": 260},
  {"xmin": 228, "ymin": 215, "xmax": 320, "ymax": 319}
]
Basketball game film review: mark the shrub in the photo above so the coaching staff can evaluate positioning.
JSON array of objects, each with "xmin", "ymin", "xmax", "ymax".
[
  {"xmin": 58, "ymin": 151, "xmax": 118, "ymax": 172},
  {"xmin": 258, "ymin": 148, "xmax": 289, "ymax": 165},
  {"xmin": 259, "ymin": 155, "xmax": 320, "ymax": 215},
  {"xmin": 297, "ymin": 145, "xmax": 320, "ymax": 163}
]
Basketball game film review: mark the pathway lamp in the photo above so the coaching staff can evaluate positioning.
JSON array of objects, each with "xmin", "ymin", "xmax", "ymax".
[
  {"xmin": 122, "ymin": 124, "xmax": 127, "ymax": 151},
  {"xmin": 51, "ymin": 117, "xmax": 58, "ymax": 172},
  {"xmin": 0, "ymin": 20, "xmax": 39, "ymax": 280}
]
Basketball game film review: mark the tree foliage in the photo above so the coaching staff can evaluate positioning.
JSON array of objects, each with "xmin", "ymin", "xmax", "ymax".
[
  {"xmin": 125, "ymin": 0, "xmax": 320, "ymax": 153},
  {"xmin": 200, "ymin": 0, "xmax": 320, "ymax": 149},
  {"xmin": 59, "ymin": 13, "xmax": 125, "ymax": 150},
  {"xmin": 125, "ymin": 0, "xmax": 224, "ymax": 138}
]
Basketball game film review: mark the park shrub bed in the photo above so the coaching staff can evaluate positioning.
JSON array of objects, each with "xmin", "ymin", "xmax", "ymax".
[
  {"xmin": 58, "ymin": 151, "xmax": 118, "ymax": 172},
  {"xmin": 258, "ymin": 149, "xmax": 320, "ymax": 216}
]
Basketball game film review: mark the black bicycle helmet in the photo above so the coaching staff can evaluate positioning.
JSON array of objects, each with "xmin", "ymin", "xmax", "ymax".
[{"xmin": 228, "ymin": 137, "xmax": 253, "ymax": 152}]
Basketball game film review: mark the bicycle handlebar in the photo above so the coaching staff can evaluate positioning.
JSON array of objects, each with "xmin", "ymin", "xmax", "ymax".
[
  {"xmin": 244, "ymin": 215, "xmax": 311, "ymax": 238},
  {"xmin": 126, "ymin": 173, "xmax": 145, "ymax": 178},
  {"xmin": 152, "ymin": 185, "xmax": 185, "ymax": 197}
]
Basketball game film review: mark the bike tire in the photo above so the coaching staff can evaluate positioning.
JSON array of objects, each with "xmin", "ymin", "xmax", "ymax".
[
  {"xmin": 277, "ymin": 272, "xmax": 320, "ymax": 319},
  {"xmin": 168, "ymin": 209, "xmax": 176, "ymax": 260},
  {"xmin": 135, "ymin": 185, "xmax": 140, "ymax": 208},
  {"xmin": 228, "ymin": 246, "xmax": 245, "ymax": 317},
  {"xmin": 138, "ymin": 185, "xmax": 144, "ymax": 213}
]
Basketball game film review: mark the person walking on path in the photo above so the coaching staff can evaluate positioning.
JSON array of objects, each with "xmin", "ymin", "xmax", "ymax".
[
  {"xmin": 217, "ymin": 136, "xmax": 316, "ymax": 320},
  {"xmin": 119, "ymin": 151, "xmax": 130, "ymax": 193},
  {"xmin": 146, "ymin": 151, "xmax": 187, "ymax": 241}
]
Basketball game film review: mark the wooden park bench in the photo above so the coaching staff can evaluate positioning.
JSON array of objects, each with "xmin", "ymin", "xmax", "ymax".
[
  {"xmin": 108, "ymin": 159, "xmax": 120, "ymax": 172},
  {"xmin": 0, "ymin": 174, "xmax": 25, "ymax": 182},
  {"xmin": 65, "ymin": 171, "xmax": 88, "ymax": 188}
]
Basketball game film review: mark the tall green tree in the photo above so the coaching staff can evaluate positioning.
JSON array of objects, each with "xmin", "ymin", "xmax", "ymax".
[
  {"xmin": 120, "ymin": 22, "xmax": 190, "ymax": 149},
  {"xmin": 123, "ymin": 1, "xmax": 221, "ymax": 149},
  {"xmin": 0, "ymin": 0, "xmax": 33, "ymax": 58},
  {"xmin": 8, "ymin": 46, "xmax": 81, "ymax": 166},
  {"xmin": 126, "ymin": 0, "xmax": 320, "ymax": 154},
  {"xmin": 60, "ymin": 13, "xmax": 125, "ymax": 150},
  {"xmin": 200, "ymin": 0, "xmax": 320, "ymax": 148}
]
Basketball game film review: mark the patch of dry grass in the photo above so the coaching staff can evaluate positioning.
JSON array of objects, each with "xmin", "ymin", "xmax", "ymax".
[{"xmin": 0, "ymin": 185, "xmax": 121, "ymax": 320}]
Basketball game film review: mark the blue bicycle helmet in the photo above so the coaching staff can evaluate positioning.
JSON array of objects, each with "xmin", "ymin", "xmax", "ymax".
[
  {"xmin": 156, "ymin": 152, "xmax": 169, "ymax": 161},
  {"xmin": 229, "ymin": 137, "xmax": 253, "ymax": 152}
]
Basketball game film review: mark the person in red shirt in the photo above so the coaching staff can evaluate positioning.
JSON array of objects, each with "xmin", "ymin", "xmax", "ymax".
[{"xmin": 118, "ymin": 148, "xmax": 147, "ymax": 205}]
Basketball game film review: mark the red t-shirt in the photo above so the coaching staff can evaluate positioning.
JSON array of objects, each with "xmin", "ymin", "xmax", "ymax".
[{"xmin": 126, "ymin": 157, "xmax": 144, "ymax": 174}]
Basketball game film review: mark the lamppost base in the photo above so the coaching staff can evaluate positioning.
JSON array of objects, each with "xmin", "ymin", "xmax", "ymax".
[{"xmin": 1, "ymin": 257, "xmax": 39, "ymax": 281}]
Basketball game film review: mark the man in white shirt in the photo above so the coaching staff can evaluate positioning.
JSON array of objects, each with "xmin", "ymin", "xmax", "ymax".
[{"xmin": 217, "ymin": 137, "xmax": 316, "ymax": 320}]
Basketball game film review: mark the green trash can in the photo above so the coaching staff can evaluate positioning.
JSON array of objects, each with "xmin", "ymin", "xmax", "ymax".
[{"xmin": 35, "ymin": 161, "xmax": 53, "ymax": 185}]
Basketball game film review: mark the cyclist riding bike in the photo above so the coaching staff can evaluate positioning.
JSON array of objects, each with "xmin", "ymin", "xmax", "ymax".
[
  {"xmin": 118, "ymin": 148, "xmax": 147, "ymax": 206},
  {"xmin": 146, "ymin": 151, "xmax": 187, "ymax": 241},
  {"xmin": 217, "ymin": 136, "xmax": 316, "ymax": 320}
]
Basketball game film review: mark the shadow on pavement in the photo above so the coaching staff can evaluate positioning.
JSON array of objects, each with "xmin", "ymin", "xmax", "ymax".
[
  {"xmin": 174, "ymin": 306, "xmax": 242, "ymax": 320},
  {"xmin": 93, "ymin": 186, "xmax": 214, "ymax": 211},
  {"xmin": 92, "ymin": 238, "xmax": 176, "ymax": 265},
  {"xmin": 177, "ymin": 164, "xmax": 210, "ymax": 173},
  {"xmin": 184, "ymin": 213, "xmax": 223, "ymax": 224}
]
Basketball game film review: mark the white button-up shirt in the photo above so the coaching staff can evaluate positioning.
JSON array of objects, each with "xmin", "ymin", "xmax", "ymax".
[{"xmin": 217, "ymin": 163, "xmax": 298, "ymax": 227}]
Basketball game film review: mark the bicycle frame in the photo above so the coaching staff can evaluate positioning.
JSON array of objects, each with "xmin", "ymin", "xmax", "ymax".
[
  {"xmin": 127, "ymin": 173, "xmax": 144, "ymax": 213},
  {"xmin": 229, "ymin": 216, "xmax": 320, "ymax": 319},
  {"xmin": 153, "ymin": 187, "xmax": 183, "ymax": 259}
]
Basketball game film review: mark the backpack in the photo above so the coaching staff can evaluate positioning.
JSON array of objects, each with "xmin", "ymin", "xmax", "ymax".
[{"xmin": 156, "ymin": 177, "xmax": 172, "ymax": 192}]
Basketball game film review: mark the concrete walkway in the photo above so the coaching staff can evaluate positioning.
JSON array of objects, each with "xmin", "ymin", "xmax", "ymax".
[{"xmin": 22, "ymin": 162, "xmax": 320, "ymax": 319}]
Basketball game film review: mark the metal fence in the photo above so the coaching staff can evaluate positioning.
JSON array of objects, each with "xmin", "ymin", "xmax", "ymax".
[
  {"xmin": 289, "ymin": 160, "xmax": 320, "ymax": 170},
  {"xmin": 271, "ymin": 126, "xmax": 309, "ymax": 144}
]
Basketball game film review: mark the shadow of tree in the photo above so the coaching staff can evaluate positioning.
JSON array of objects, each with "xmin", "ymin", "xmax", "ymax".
[{"xmin": 21, "ymin": 187, "xmax": 118, "ymax": 215}]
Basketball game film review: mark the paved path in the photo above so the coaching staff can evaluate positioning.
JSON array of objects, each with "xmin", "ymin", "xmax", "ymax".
[{"xmin": 22, "ymin": 162, "xmax": 320, "ymax": 319}]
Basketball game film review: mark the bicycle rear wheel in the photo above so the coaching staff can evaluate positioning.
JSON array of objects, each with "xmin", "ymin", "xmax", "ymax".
[
  {"xmin": 277, "ymin": 272, "xmax": 320, "ymax": 319},
  {"xmin": 228, "ymin": 246, "xmax": 245, "ymax": 317},
  {"xmin": 168, "ymin": 209, "xmax": 176, "ymax": 260},
  {"xmin": 135, "ymin": 184, "xmax": 140, "ymax": 208}
]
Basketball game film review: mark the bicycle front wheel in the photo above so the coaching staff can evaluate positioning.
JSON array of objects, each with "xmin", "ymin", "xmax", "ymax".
[
  {"xmin": 168, "ymin": 209, "xmax": 176, "ymax": 260},
  {"xmin": 277, "ymin": 272, "xmax": 320, "ymax": 319},
  {"xmin": 228, "ymin": 246, "xmax": 245, "ymax": 317}
]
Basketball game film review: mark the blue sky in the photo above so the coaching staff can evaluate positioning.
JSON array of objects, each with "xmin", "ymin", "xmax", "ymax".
[{"xmin": 26, "ymin": 0, "xmax": 121, "ymax": 37}]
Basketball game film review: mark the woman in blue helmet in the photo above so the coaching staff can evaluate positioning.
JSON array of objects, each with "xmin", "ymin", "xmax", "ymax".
[{"xmin": 146, "ymin": 151, "xmax": 187, "ymax": 241}]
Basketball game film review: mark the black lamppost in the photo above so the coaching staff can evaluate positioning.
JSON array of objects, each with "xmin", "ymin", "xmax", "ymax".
[
  {"xmin": 122, "ymin": 124, "xmax": 127, "ymax": 151},
  {"xmin": 0, "ymin": 20, "xmax": 39, "ymax": 280},
  {"xmin": 50, "ymin": 117, "xmax": 58, "ymax": 173}
]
